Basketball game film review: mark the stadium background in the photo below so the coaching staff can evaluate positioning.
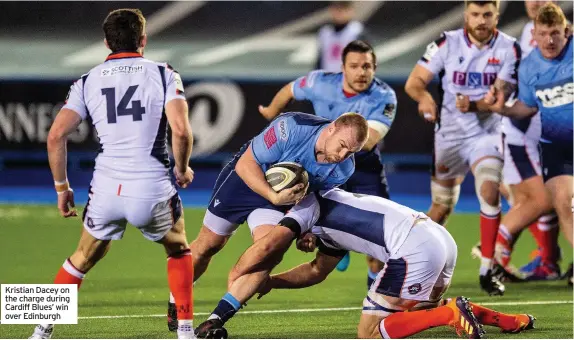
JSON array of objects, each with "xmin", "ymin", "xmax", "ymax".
[{"xmin": 0, "ymin": 1, "xmax": 573, "ymax": 339}]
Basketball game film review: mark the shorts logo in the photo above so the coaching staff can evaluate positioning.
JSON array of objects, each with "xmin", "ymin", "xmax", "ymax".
[
  {"xmin": 264, "ymin": 126, "xmax": 277, "ymax": 149},
  {"xmin": 408, "ymin": 283, "xmax": 422, "ymax": 294},
  {"xmin": 279, "ymin": 120, "xmax": 288, "ymax": 141},
  {"xmin": 86, "ymin": 217, "xmax": 95, "ymax": 229},
  {"xmin": 214, "ymin": 199, "xmax": 221, "ymax": 207}
]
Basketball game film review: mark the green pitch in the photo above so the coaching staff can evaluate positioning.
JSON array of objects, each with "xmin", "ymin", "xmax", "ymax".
[{"xmin": 0, "ymin": 205, "xmax": 572, "ymax": 339}]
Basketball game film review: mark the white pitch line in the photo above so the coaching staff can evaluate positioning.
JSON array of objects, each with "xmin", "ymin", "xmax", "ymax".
[{"xmin": 78, "ymin": 300, "xmax": 573, "ymax": 320}]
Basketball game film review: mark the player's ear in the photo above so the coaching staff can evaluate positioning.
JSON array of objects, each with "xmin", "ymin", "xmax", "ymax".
[{"xmin": 140, "ymin": 34, "xmax": 148, "ymax": 49}]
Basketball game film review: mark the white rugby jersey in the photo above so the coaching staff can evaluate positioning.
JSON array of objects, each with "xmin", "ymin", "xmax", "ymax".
[
  {"xmin": 63, "ymin": 52, "xmax": 186, "ymax": 183},
  {"xmin": 284, "ymin": 188, "xmax": 426, "ymax": 263},
  {"xmin": 418, "ymin": 29, "xmax": 520, "ymax": 140},
  {"xmin": 318, "ymin": 21, "xmax": 364, "ymax": 72},
  {"xmin": 501, "ymin": 21, "xmax": 541, "ymax": 141}
]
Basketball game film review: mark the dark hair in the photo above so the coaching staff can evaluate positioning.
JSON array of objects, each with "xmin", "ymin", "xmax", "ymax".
[
  {"xmin": 342, "ymin": 40, "xmax": 377, "ymax": 65},
  {"xmin": 330, "ymin": 1, "xmax": 353, "ymax": 9},
  {"xmin": 465, "ymin": 0, "xmax": 499, "ymax": 9},
  {"xmin": 102, "ymin": 9, "xmax": 146, "ymax": 52}
]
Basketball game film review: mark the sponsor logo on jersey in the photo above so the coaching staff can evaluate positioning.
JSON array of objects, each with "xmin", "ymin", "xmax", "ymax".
[
  {"xmin": 264, "ymin": 126, "xmax": 278, "ymax": 148},
  {"xmin": 299, "ymin": 76, "xmax": 307, "ymax": 88},
  {"xmin": 453, "ymin": 71, "xmax": 496, "ymax": 87},
  {"xmin": 422, "ymin": 41, "xmax": 439, "ymax": 62},
  {"xmin": 279, "ymin": 119, "xmax": 288, "ymax": 141},
  {"xmin": 100, "ymin": 65, "xmax": 144, "ymax": 77},
  {"xmin": 174, "ymin": 73, "xmax": 184, "ymax": 95},
  {"xmin": 383, "ymin": 103, "xmax": 395, "ymax": 119},
  {"xmin": 535, "ymin": 79, "xmax": 574, "ymax": 108}
]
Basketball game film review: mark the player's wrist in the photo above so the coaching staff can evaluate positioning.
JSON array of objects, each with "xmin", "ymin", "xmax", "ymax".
[{"xmin": 54, "ymin": 179, "xmax": 71, "ymax": 194}]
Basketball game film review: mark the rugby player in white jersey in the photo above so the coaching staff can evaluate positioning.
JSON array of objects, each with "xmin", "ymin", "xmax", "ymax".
[
  {"xmin": 405, "ymin": 0, "xmax": 520, "ymax": 296},
  {"xmin": 30, "ymin": 9, "xmax": 196, "ymax": 339},
  {"xmin": 193, "ymin": 189, "xmax": 535, "ymax": 339}
]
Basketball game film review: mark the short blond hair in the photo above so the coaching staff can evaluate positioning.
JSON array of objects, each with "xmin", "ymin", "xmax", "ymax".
[
  {"xmin": 535, "ymin": 2, "xmax": 567, "ymax": 27},
  {"xmin": 334, "ymin": 113, "xmax": 369, "ymax": 145}
]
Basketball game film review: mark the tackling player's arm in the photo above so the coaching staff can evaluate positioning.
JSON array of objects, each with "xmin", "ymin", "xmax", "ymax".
[
  {"xmin": 257, "ymin": 242, "xmax": 344, "ymax": 297},
  {"xmin": 258, "ymin": 82, "xmax": 296, "ymax": 120}
]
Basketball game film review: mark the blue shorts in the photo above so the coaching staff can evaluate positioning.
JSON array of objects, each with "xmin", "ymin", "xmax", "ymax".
[
  {"xmin": 540, "ymin": 142, "xmax": 573, "ymax": 182},
  {"xmin": 203, "ymin": 150, "xmax": 290, "ymax": 235},
  {"xmin": 341, "ymin": 164, "xmax": 390, "ymax": 199}
]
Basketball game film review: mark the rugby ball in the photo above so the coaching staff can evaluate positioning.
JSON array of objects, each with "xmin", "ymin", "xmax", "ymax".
[{"xmin": 265, "ymin": 162, "xmax": 309, "ymax": 192}]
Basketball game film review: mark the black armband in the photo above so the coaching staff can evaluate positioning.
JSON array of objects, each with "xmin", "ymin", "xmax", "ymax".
[
  {"xmin": 316, "ymin": 238, "xmax": 348, "ymax": 258},
  {"xmin": 278, "ymin": 217, "xmax": 301, "ymax": 239}
]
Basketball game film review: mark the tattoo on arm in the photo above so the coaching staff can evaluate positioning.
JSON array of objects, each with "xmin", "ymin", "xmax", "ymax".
[{"xmin": 494, "ymin": 78, "xmax": 516, "ymax": 101}]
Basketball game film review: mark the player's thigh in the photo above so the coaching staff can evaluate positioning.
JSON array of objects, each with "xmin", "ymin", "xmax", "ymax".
[
  {"xmin": 468, "ymin": 133, "xmax": 503, "ymax": 168},
  {"xmin": 71, "ymin": 227, "xmax": 112, "ymax": 271},
  {"xmin": 82, "ymin": 188, "xmax": 128, "ymax": 241},
  {"xmin": 433, "ymin": 137, "xmax": 469, "ymax": 181},
  {"xmin": 546, "ymin": 175, "xmax": 573, "ymax": 212},
  {"xmin": 247, "ymin": 208, "xmax": 287, "ymax": 241},
  {"xmin": 502, "ymin": 133, "xmax": 541, "ymax": 186}
]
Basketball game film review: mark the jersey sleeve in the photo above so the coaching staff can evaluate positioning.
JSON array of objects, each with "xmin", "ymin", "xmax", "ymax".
[
  {"xmin": 292, "ymin": 70, "xmax": 324, "ymax": 101},
  {"xmin": 62, "ymin": 78, "xmax": 88, "ymax": 119},
  {"xmin": 280, "ymin": 194, "xmax": 321, "ymax": 235},
  {"xmin": 366, "ymin": 88, "xmax": 397, "ymax": 132},
  {"xmin": 517, "ymin": 60, "xmax": 537, "ymax": 108},
  {"xmin": 250, "ymin": 117, "xmax": 292, "ymax": 165},
  {"xmin": 417, "ymin": 33, "xmax": 448, "ymax": 75},
  {"xmin": 165, "ymin": 64, "xmax": 186, "ymax": 104},
  {"xmin": 497, "ymin": 41, "xmax": 521, "ymax": 84}
]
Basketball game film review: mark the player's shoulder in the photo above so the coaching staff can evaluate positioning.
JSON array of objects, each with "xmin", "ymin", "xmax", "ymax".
[
  {"xmin": 493, "ymin": 30, "xmax": 518, "ymax": 47},
  {"xmin": 518, "ymin": 49, "xmax": 542, "ymax": 80},
  {"xmin": 313, "ymin": 70, "xmax": 342, "ymax": 84},
  {"xmin": 278, "ymin": 112, "xmax": 330, "ymax": 128},
  {"xmin": 370, "ymin": 78, "xmax": 396, "ymax": 98}
]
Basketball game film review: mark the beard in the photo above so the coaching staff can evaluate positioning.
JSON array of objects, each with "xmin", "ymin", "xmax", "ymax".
[{"xmin": 465, "ymin": 23, "xmax": 494, "ymax": 43}]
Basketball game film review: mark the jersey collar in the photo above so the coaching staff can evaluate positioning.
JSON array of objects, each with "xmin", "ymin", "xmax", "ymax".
[
  {"xmin": 105, "ymin": 51, "xmax": 143, "ymax": 61},
  {"xmin": 463, "ymin": 28, "xmax": 498, "ymax": 49}
]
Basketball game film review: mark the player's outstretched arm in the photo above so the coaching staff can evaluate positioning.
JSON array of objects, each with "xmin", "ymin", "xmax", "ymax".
[
  {"xmin": 257, "ymin": 250, "xmax": 341, "ymax": 299},
  {"xmin": 405, "ymin": 65, "xmax": 438, "ymax": 123},
  {"xmin": 484, "ymin": 85, "xmax": 538, "ymax": 119},
  {"xmin": 258, "ymin": 82, "xmax": 295, "ymax": 120}
]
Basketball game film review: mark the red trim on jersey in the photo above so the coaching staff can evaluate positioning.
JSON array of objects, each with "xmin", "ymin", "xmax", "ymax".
[
  {"xmin": 105, "ymin": 52, "xmax": 143, "ymax": 61},
  {"xmin": 342, "ymin": 89, "xmax": 358, "ymax": 98},
  {"xmin": 117, "ymin": 184, "xmax": 122, "ymax": 196}
]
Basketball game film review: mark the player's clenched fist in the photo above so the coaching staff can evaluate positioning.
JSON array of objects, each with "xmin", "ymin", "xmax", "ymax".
[
  {"xmin": 418, "ymin": 96, "xmax": 438, "ymax": 123},
  {"xmin": 57, "ymin": 189, "xmax": 77, "ymax": 218},
  {"xmin": 456, "ymin": 94, "xmax": 471, "ymax": 112},
  {"xmin": 173, "ymin": 166, "xmax": 194, "ymax": 188}
]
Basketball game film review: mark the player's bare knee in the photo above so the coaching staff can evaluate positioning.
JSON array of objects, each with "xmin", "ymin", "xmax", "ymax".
[
  {"xmin": 191, "ymin": 225, "xmax": 229, "ymax": 258},
  {"xmin": 479, "ymin": 180, "xmax": 500, "ymax": 207},
  {"xmin": 357, "ymin": 323, "xmax": 380, "ymax": 339}
]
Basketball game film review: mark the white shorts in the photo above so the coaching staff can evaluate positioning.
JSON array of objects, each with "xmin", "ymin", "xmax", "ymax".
[
  {"xmin": 363, "ymin": 220, "xmax": 457, "ymax": 314},
  {"xmin": 433, "ymin": 133, "xmax": 502, "ymax": 180},
  {"xmin": 83, "ymin": 187, "xmax": 182, "ymax": 242},
  {"xmin": 502, "ymin": 117, "xmax": 542, "ymax": 185}
]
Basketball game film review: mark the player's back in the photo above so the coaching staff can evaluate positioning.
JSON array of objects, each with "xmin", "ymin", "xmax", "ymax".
[
  {"xmin": 314, "ymin": 189, "xmax": 425, "ymax": 262},
  {"xmin": 64, "ymin": 52, "xmax": 185, "ymax": 199},
  {"xmin": 82, "ymin": 53, "xmax": 173, "ymax": 178}
]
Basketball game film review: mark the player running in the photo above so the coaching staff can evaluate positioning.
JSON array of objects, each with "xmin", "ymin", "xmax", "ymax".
[
  {"xmin": 404, "ymin": 0, "xmax": 521, "ymax": 295},
  {"xmin": 485, "ymin": 2, "xmax": 573, "ymax": 286},
  {"xmin": 30, "ymin": 9, "xmax": 196, "ymax": 339},
  {"xmin": 194, "ymin": 189, "xmax": 536, "ymax": 339},
  {"xmin": 260, "ymin": 39, "xmax": 396, "ymax": 287},
  {"xmin": 166, "ymin": 112, "xmax": 369, "ymax": 331}
]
